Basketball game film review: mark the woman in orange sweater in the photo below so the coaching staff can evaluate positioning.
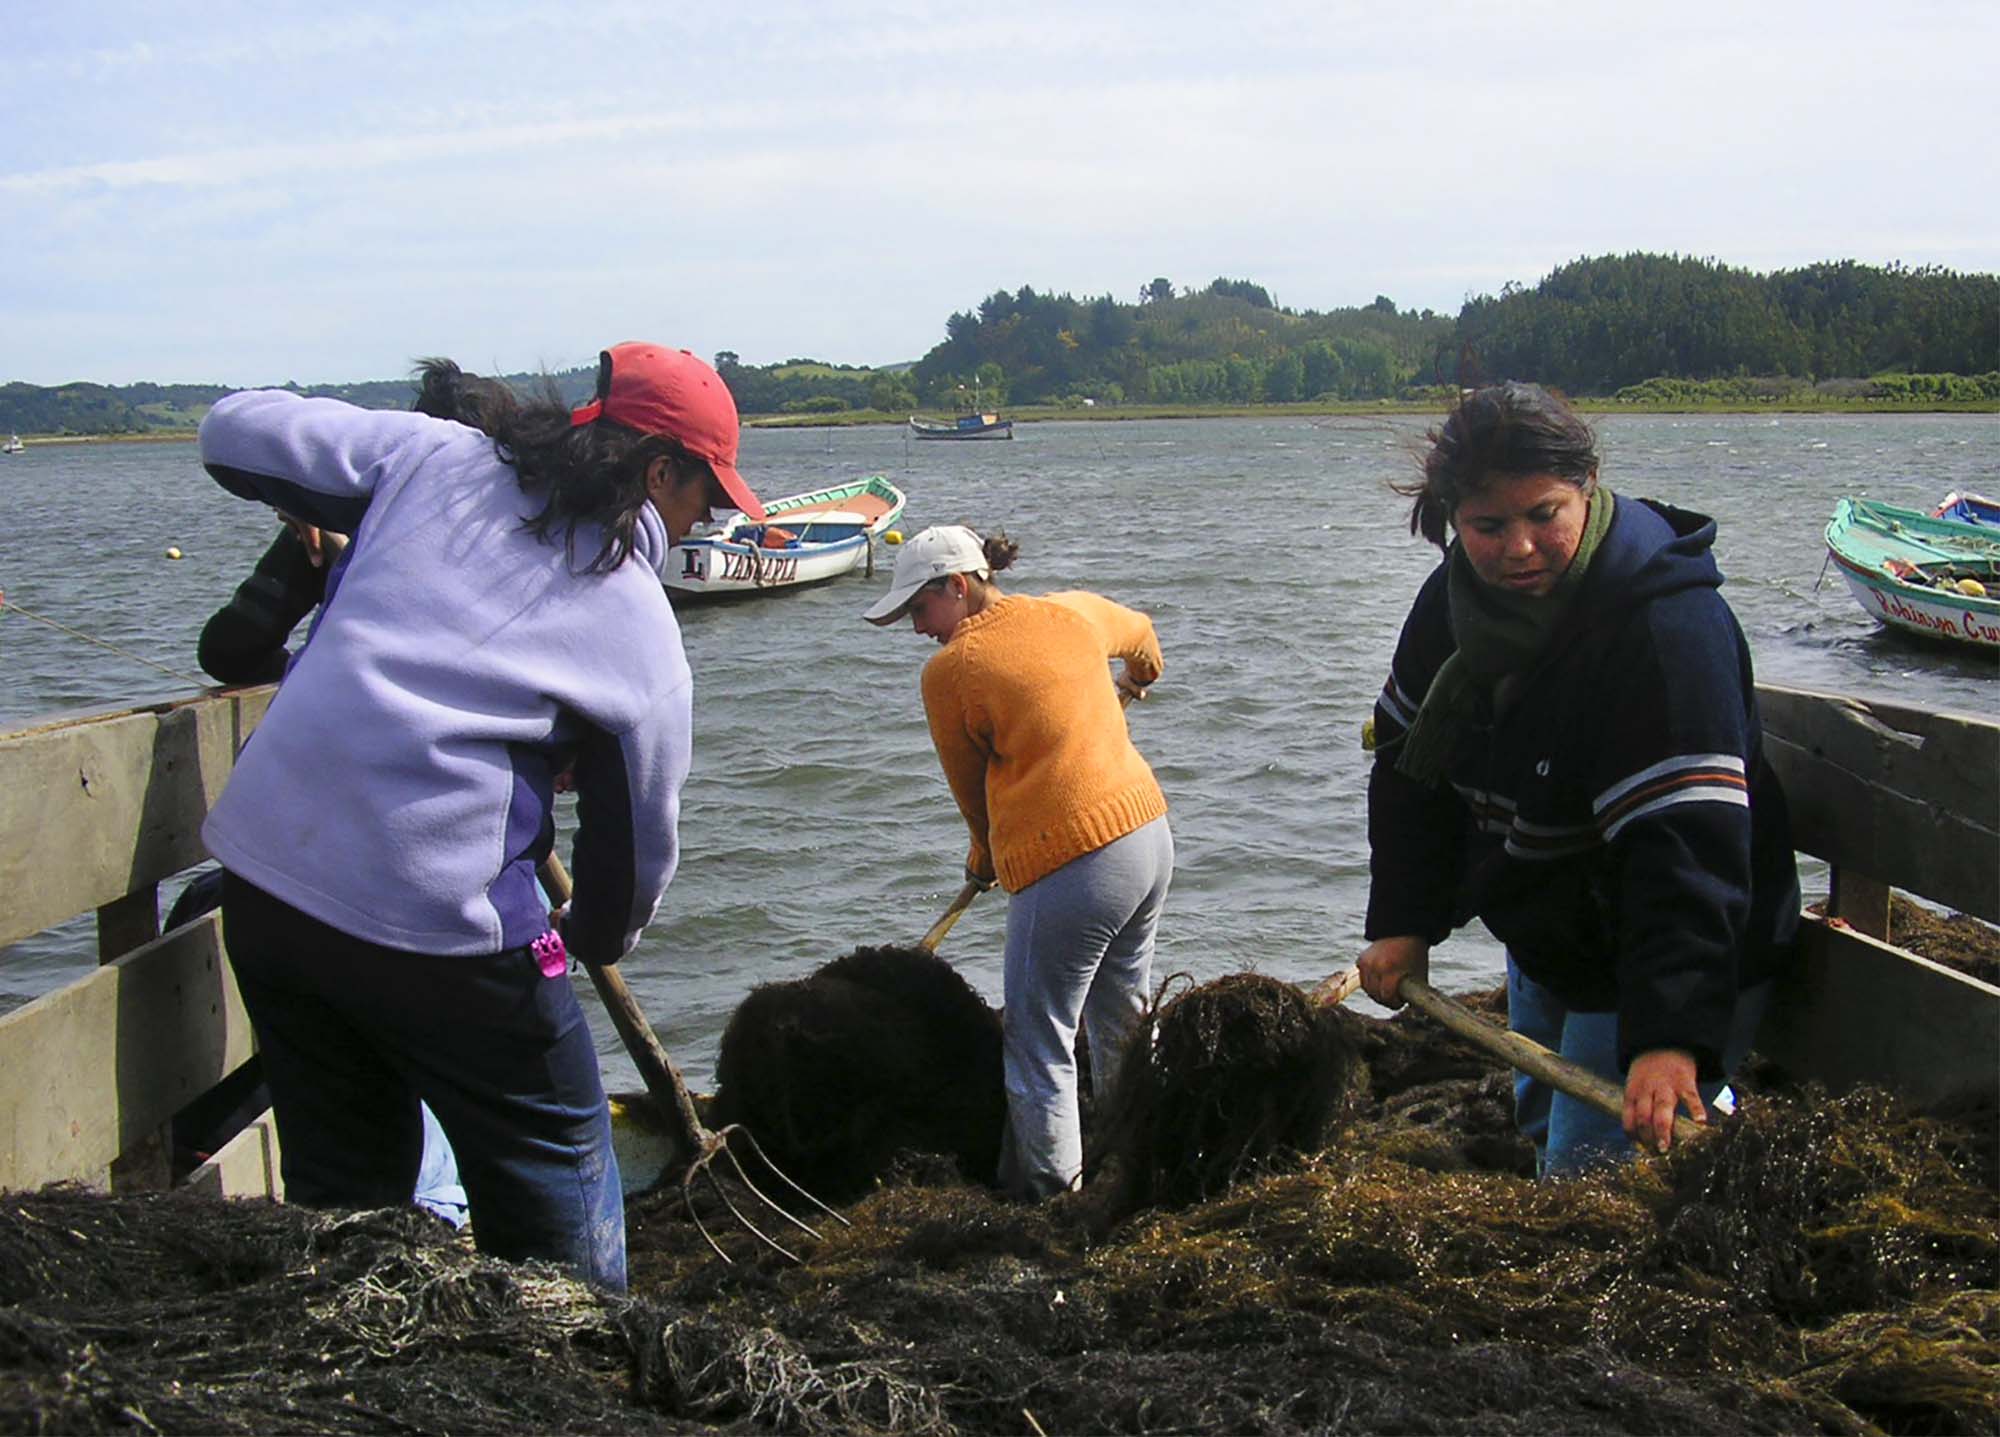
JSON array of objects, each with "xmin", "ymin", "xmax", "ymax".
[{"xmin": 865, "ymin": 525, "xmax": 1173, "ymax": 1198}]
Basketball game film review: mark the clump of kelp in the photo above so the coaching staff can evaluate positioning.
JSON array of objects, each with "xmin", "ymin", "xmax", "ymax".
[
  {"xmin": 3, "ymin": 979, "xmax": 1995, "ymax": 1435},
  {"xmin": 710, "ymin": 945, "xmax": 1006, "ymax": 1202},
  {"xmin": 1088, "ymin": 973, "xmax": 1355, "ymax": 1213}
]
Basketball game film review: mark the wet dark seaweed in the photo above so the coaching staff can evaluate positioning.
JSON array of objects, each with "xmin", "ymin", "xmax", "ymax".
[{"xmin": 4, "ymin": 970, "xmax": 1994, "ymax": 1436}]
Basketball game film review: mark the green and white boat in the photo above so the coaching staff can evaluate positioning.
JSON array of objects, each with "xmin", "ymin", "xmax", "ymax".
[
  {"xmin": 1824, "ymin": 497, "xmax": 2000, "ymax": 651},
  {"xmin": 665, "ymin": 475, "xmax": 906, "ymax": 601}
]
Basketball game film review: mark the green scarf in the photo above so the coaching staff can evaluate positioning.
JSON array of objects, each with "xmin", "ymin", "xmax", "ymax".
[{"xmin": 1394, "ymin": 487, "xmax": 1616, "ymax": 787}]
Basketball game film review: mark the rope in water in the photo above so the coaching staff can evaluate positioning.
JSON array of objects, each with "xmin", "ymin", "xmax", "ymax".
[{"xmin": 0, "ymin": 587, "xmax": 208, "ymax": 687}]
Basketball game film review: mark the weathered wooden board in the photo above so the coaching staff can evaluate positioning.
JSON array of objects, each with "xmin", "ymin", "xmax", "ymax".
[
  {"xmin": 0, "ymin": 687, "xmax": 273, "ymax": 952},
  {"xmin": 1757, "ymin": 913, "xmax": 2000, "ymax": 1109},
  {"xmin": 1756, "ymin": 682, "xmax": 1999, "ymax": 923},
  {"xmin": 0, "ymin": 914, "xmax": 258, "ymax": 1190},
  {"xmin": 183, "ymin": 1110, "xmax": 283, "ymax": 1200}
]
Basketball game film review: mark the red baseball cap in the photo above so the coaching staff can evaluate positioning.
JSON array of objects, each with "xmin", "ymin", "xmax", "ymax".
[{"xmin": 569, "ymin": 342, "xmax": 766, "ymax": 520}]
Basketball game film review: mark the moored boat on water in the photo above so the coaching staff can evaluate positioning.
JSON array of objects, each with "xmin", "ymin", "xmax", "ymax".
[
  {"xmin": 909, "ymin": 411, "xmax": 1012, "ymax": 440},
  {"xmin": 1933, "ymin": 489, "xmax": 2000, "ymax": 527},
  {"xmin": 1823, "ymin": 496, "xmax": 2000, "ymax": 650},
  {"xmin": 664, "ymin": 474, "xmax": 906, "ymax": 601}
]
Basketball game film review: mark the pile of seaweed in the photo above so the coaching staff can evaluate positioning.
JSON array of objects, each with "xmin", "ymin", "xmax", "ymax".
[
  {"xmin": 1882, "ymin": 895, "xmax": 2000, "ymax": 987},
  {"xmin": 710, "ymin": 945, "xmax": 1007, "ymax": 1202},
  {"xmin": 4, "ymin": 979, "xmax": 1995, "ymax": 1435}
]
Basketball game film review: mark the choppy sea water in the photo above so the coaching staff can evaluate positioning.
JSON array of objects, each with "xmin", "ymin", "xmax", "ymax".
[{"xmin": 2, "ymin": 414, "xmax": 1993, "ymax": 1088}]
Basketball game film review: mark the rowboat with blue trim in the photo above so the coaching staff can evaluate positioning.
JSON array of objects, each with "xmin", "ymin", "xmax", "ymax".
[
  {"xmin": 1823, "ymin": 497, "xmax": 2000, "ymax": 650},
  {"xmin": 665, "ymin": 475, "xmax": 906, "ymax": 601},
  {"xmin": 1933, "ymin": 490, "xmax": 2000, "ymax": 527}
]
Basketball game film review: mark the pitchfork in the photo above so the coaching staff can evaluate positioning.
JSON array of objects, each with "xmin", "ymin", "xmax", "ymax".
[{"xmin": 537, "ymin": 854, "xmax": 849, "ymax": 1263}]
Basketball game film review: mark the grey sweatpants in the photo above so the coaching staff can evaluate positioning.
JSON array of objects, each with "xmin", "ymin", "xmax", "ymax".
[{"xmin": 998, "ymin": 815, "xmax": 1174, "ymax": 1198}]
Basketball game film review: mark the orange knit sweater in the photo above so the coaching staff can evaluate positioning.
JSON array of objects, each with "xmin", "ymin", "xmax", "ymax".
[{"xmin": 921, "ymin": 591, "xmax": 1167, "ymax": 893}]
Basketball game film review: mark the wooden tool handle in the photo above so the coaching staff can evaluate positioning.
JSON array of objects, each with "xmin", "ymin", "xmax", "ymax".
[
  {"xmin": 920, "ymin": 878, "xmax": 984, "ymax": 954},
  {"xmin": 1400, "ymin": 976, "xmax": 1704, "ymax": 1148},
  {"xmin": 538, "ymin": 853, "xmax": 704, "ymax": 1159},
  {"xmin": 1306, "ymin": 964, "xmax": 1364, "ymax": 1007}
]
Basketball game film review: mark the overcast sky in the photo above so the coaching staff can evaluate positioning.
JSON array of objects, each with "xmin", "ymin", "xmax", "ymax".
[{"xmin": 4, "ymin": 1, "xmax": 1993, "ymax": 387}]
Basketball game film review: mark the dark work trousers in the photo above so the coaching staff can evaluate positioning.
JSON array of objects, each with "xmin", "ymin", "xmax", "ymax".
[{"xmin": 219, "ymin": 871, "xmax": 626, "ymax": 1290}]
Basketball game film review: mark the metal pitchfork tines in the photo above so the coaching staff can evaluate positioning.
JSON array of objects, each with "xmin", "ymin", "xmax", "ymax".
[{"xmin": 538, "ymin": 855, "xmax": 849, "ymax": 1263}]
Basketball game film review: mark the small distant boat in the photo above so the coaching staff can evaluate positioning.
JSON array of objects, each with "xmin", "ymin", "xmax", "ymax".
[
  {"xmin": 1932, "ymin": 490, "xmax": 2000, "ymax": 527},
  {"xmin": 3, "ymin": 434, "xmax": 22, "ymax": 455},
  {"xmin": 665, "ymin": 475, "xmax": 906, "ymax": 601},
  {"xmin": 1824, "ymin": 497, "xmax": 2000, "ymax": 650},
  {"xmin": 909, "ymin": 412, "xmax": 1013, "ymax": 441}
]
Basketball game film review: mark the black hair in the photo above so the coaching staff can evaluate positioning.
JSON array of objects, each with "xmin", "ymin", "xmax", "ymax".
[
  {"xmin": 411, "ymin": 356, "xmax": 714, "ymax": 576},
  {"xmin": 411, "ymin": 358, "xmax": 522, "ymax": 435},
  {"xmin": 1397, "ymin": 382, "xmax": 1599, "ymax": 551}
]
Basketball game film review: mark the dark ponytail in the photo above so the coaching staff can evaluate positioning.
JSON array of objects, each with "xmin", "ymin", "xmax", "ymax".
[
  {"xmin": 411, "ymin": 358, "xmax": 522, "ymax": 436},
  {"xmin": 981, "ymin": 530, "xmax": 1020, "ymax": 574}
]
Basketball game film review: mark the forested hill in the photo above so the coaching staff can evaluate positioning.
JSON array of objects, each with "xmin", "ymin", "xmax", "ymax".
[
  {"xmin": 893, "ymin": 257, "xmax": 1994, "ymax": 409},
  {"xmin": 1453, "ymin": 255, "xmax": 1996, "ymax": 394},
  {"xmin": 3, "ymin": 255, "xmax": 1994, "ymax": 434}
]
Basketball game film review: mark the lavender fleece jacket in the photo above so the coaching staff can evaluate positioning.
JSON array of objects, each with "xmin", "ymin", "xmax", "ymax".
[{"xmin": 199, "ymin": 389, "xmax": 690, "ymax": 961}]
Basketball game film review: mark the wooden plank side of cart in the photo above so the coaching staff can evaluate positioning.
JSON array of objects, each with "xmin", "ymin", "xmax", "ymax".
[
  {"xmin": 0, "ymin": 687, "xmax": 274, "ymax": 952},
  {"xmin": 1754, "ymin": 682, "xmax": 1999, "ymax": 1108},
  {"xmin": 0, "ymin": 688, "xmax": 277, "ymax": 1193},
  {"xmin": 0, "ymin": 913, "xmax": 259, "ymax": 1187}
]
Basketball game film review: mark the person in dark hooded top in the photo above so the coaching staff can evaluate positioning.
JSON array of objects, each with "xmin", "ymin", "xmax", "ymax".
[{"xmin": 1356, "ymin": 382, "xmax": 1799, "ymax": 1175}]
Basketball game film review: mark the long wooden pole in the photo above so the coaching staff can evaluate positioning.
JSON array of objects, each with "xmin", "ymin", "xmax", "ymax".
[
  {"xmin": 538, "ymin": 853, "xmax": 703, "ymax": 1169},
  {"xmin": 1398, "ymin": 976, "xmax": 1703, "ymax": 1148}
]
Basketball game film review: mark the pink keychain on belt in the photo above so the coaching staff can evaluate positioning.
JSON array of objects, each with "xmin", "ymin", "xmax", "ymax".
[{"xmin": 531, "ymin": 925, "xmax": 568, "ymax": 978}]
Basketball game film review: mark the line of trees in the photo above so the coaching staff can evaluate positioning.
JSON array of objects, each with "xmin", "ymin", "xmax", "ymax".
[
  {"xmin": 1452, "ymin": 254, "xmax": 1995, "ymax": 394},
  {"xmin": 902, "ymin": 257, "xmax": 1996, "ymax": 410},
  {"xmin": 0, "ymin": 372, "xmax": 595, "ymax": 438},
  {"xmin": 905, "ymin": 279, "xmax": 1448, "ymax": 409},
  {"xmin": 3, "ymin": 255, "xmax": 1994, "ymax": 435}
]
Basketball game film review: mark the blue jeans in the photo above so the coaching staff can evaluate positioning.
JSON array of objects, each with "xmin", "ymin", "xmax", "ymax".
[
  {"xmin": 1507, "ymin": 958, "xmax": 1770, "ymax": 1177},
  {"xmin": 998, "ymin": 817, "xmax": 1174, "ymax": 1198},
  {"xmin": 168, "ymin": 866, "xmax": 468, "ymax": 1228},
  {"xmin": 220, "ymin": 872, "xmax": 625, "ymax": 1290}
]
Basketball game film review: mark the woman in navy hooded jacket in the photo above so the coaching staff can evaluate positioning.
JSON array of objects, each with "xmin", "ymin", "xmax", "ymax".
[
  {"xmin": 1356, "ymin": 383, "xmax": 1799, "ymax": 1175},
  {"xmin": 198, "ymin": 343, "xmax": 765, "ymax": 1288}
]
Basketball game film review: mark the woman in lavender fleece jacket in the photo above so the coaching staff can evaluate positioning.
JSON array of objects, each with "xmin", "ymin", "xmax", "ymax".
[{"xmin": 200, "ymin": 343, "xmax": 764, "ymax": 1291}]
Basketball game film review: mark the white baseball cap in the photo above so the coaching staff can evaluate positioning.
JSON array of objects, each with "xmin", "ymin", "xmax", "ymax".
[{"xmin": 862, "ymin": 525, "xmax": 991, "ymax": 625}]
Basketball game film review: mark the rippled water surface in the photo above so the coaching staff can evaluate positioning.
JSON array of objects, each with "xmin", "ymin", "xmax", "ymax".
[{"xmin": 2, "ymin": 415, "xmax": 1993, "ymax": 1087}]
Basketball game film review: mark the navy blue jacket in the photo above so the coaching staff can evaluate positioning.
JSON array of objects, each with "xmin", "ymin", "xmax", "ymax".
[{"xmin": 1365, "ymin": 496, "xmax": 1800, "ymax": 1077}]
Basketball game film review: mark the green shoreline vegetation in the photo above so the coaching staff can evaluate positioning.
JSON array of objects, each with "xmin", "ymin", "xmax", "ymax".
[
  {"xmin": 4, "ymin": 253, "xmax": 1995, "ymax": 440},
  {"xmin": 9, "ymin": 386, "xmax": 1997, "ymax": 448}
]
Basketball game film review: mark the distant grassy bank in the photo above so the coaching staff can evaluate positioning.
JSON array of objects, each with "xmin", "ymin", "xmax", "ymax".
[
  {"xmin": 9, "ymin": 393, "xmax": 1993, "ymax": 446},
  {"xmin": 7, "ymin": 431, "xmax": 200, "ymax": 446},
  {"xmin": 746, "ymin": 394, "xmax": 2000, "ymax": 429}
]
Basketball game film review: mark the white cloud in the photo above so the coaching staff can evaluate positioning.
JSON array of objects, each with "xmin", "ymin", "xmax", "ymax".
[{"xmin": 2, "ymin": 0, "xmax": 1994, "ymax": 384}]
